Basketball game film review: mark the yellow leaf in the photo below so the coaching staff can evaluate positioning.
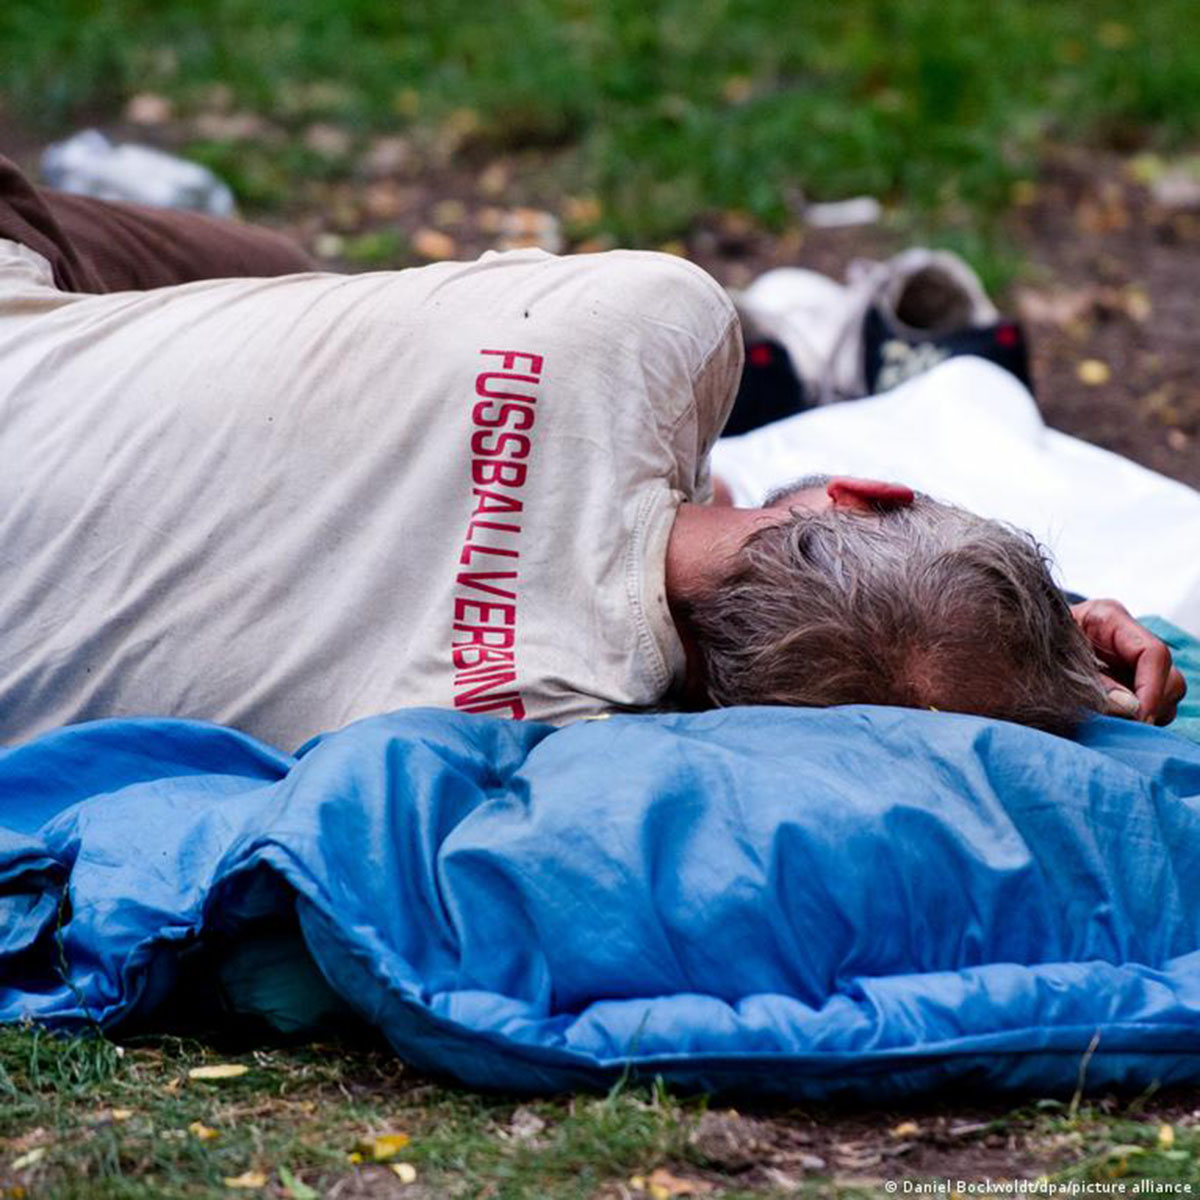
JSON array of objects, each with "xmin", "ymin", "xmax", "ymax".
[
  {"xmin": 189, "ymin": 1064, "xmax": 250, "ymax": 1081},
  {"xmin": 411, "ymin": 229, "xmax": 458, "ymax": 261},
  {"xmin": 1077, "ymin": 359, "xmax": 1111, "ymax": 386},
  {"xmin": 110, "ymin": 1109, "xmax": 134, "ymax": 1122},
  {"xmin": 11, "ymin": 1148, "xmax": 46, "ymax": 1171},
  {"xmin": 189, "ymin": 1121, "xmax": 220, "ymax": 1141},
  {"xmin": 367, "ymin": 1132, "xmax": 411, "ymax": 1161},
  {"xmin": 391, "ymin": 1163, "xmax": 418, "ymax": 1183},
  {"xmin": 891, "ymin": 1121, "xmax": 920, "ymax": 1138},
  {"xmin": 1123, "ymin": 288, "xmax": 1152, "ymax": 322},
  {"xmin": 1159, "ymin": 1124, "xmax": 1176, "ymax": 1148},
  {"xmin": 347, "ymin": 1152, "xmax": 363, "ymax": 1164},
  {"xmin": 223, "ymin": 1171, "xmax": 267, "ymax": 1189},
  {"xmin": 647, "ymin": 1167, "xmax": 715, "ymax": 1195},
  {"xmin": 1128, "ymin": 154, "xmax": 1165, "ymax": 186}
]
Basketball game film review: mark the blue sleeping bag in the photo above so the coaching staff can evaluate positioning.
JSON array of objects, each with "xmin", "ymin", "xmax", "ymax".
[{"xmin": 3, "ymin": 619, "xmax": 1200, "ymax": 1100}]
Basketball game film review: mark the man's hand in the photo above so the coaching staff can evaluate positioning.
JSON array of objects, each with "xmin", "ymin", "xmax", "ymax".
[{"xmin": 1071, "ymin": 599, "xmax": 1187, "ymax": 725}]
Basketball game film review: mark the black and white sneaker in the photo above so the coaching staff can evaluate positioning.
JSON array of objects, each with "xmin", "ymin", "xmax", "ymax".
[{"xmin": 732, "ymin": 248, "xmax": 1033, "ymax": 405}]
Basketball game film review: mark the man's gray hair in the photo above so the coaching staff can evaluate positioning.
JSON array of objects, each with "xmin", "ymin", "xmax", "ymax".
[{"xmin": 686, "ymin": 487, "xmax": 1106, "ymax": 734}]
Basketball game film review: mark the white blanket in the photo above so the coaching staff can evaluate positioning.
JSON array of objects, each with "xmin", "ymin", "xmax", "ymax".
[{"xmin": 711, "ymin": 357, "xmax": 1200, "ymax": 635}]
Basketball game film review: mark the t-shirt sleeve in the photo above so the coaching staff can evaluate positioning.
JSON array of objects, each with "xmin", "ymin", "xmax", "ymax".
[{"xmin": 578, "ymin": 251, "xmax": 743, "ymax": 501}]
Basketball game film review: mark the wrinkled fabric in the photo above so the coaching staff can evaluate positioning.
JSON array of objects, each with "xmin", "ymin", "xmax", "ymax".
[{"xmin": 3, "ymin": 624, "xmax": 1200, "ymax": 1100}]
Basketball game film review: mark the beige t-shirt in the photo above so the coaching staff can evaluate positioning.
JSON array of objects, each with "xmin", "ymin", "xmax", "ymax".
[{"xmin": 0, "ymin": 243, "xmax": 741, "ymax": 749}]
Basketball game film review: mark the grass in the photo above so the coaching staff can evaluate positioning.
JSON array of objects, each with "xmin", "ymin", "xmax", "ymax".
[
  {"xmin": 0, "ymin": 1027, "xmax": 705, "ymax": 1198},
  {"xmin": 3, "ymin": 1026, "xmax": 1200, "ymax": 1198},
  {"xmin": 2, "ymin": 0, "xmax": 1199, "ymax": 249}
]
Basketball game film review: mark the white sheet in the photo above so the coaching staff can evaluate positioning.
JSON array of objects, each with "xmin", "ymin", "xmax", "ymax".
[{"xmin": 711, "ymin": 357, "xmax": 1200, "ymax": 635}]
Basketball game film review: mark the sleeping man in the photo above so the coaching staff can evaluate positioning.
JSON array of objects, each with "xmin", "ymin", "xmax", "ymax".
[{"xmin": 0, "ymin": 155, "xmax": 1185, "ymax": 749}]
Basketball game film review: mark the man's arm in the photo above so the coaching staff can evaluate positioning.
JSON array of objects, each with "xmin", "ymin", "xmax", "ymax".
[{"xmin": 1071, "ymin": 599, "xmax": 1188, "ymax": 724}]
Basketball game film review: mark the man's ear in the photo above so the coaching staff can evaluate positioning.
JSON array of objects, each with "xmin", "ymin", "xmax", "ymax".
[{"xmin": 826, "ymin": 477, "xmax": 915, "ymax": 511}]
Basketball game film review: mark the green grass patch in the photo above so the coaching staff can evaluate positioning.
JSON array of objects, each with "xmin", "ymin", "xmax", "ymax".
[
  {"xmin": 0, "ymin": 1027, "xmax": 708, "ymax": 1199},
  {"xmin": 4, "ymin": 1027, "xmax": 1200, "ymax": 1197},
  {"xmin": 2, "ymin": 0, "xmax": 1199, "ymax": 247}
]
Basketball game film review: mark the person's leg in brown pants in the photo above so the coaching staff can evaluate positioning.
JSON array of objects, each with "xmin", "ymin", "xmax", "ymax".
[{"xmin": 0, "ymin": 152, "xmax": 314, "ymax": 293}]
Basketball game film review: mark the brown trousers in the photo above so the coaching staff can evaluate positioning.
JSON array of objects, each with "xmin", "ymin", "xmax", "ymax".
[{"xmin": 0, "ymin": 152, "xmax": 314, "ymax": 292}]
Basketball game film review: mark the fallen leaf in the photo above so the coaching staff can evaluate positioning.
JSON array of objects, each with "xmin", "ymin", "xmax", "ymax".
[
  {"xmin": 347, "ymin": 1152, "xmax": 363, "ymax": 1164},
  {"xmin": 391, "ymin": 1163, "xmax": 418, "ymax": 1183},
  {"xmin": 1159, "ymin": 1124, "xmax": 1176, "ymax": 1148},
  {"xmin": 313, "ymin": 233, "xmax": 345, "ymax": 259},
  {"xmin": 478, "ymin": 162, "xmax": 512, "ymax": 196},
  {"xmin": 1128, "ymin": 153, "xmax": 1166, "ymax": 185},
  {"xmin": 412, "ymin": 228, "xmax": 458, "ymax": 260},
  {"xmin": 110, "ymin": 1108, "xmax": 134, "ymax": 1122},
  {"xmin": 647, "ymin": 1167, "xmax": 715, "ymax": 1195},
  {"xmin": 1077, "ymin": 359, "xmax": 1112, "ymax": 386},
  {"xmin": 1123, "ymin": 287, "xmax": 1153, "ymax": 321},
  {"xmin": 126, "ymin": 93, "xmax": 173, "ymax": 125},
  {"xmin": 365, "ymin": 1132, "xmax": 411, "ymax": 1161},
  {"xmin": 189, "ymin": 1121, "xmax": 220, "ymax": 1141},
  {"xmin": 189, "ymin": 1064, "xmax": 250, "ymax": 1081},
  {"xmin": 11, "ymin": 1148, "xmax": 46, "ymax": 1171},
  {"xmin": 631, "ymin": 1170, "xmax": 713, "ymax": 1197},
  {"xmin": 890, "ymin": 1121, "xmax": 920, "ymax": 1138},
  {"xmin": 223, "ymin": 1170, "xmax": 268, "ymax": 1189}
]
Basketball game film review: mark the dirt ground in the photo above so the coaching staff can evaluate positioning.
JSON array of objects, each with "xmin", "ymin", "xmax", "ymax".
[{"xmin": 688, "ymin": 148, "xmax": 1200, "ymax": 492}]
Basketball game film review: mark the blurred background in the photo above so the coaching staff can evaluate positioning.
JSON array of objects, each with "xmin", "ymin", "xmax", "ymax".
[{"xmin": 2, "ymin": 0, "xmax": 1198, "ymax": 482}]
